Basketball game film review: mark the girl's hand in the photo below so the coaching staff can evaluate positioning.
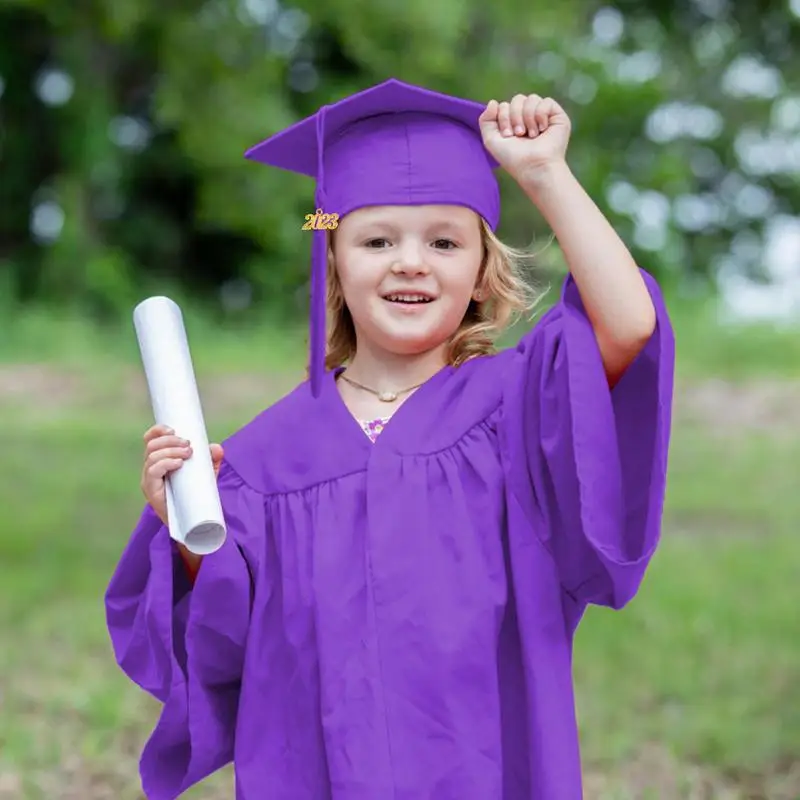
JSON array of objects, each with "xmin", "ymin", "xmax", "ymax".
[
  {"xmin": 479, "ymin": 93, "xmax": 572, "ymax": 186},
  {"xmin": 140, "ymin": 424, "xmax": 224, "ymax": 527}
]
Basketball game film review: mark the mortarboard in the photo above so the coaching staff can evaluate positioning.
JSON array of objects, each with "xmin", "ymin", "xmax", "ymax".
[{"xmin": 244, "ymin": 78, "xmax": 501, "ymax": 397}]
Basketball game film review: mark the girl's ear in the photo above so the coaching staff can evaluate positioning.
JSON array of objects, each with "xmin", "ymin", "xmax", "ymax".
[{"xmin": 473, "ymin": 252, "xmax": 488, "ymax": 302}]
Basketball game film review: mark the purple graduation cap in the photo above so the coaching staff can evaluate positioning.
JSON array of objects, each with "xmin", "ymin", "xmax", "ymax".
[{"xmin": 244, "ymin": 78, "xmax": 502, "ymax": 397}]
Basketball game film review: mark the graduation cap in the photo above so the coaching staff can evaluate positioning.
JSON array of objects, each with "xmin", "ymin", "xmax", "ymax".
[{"xmin": 244, "ymin": 78, "xmax": 501, "ymax": 397}]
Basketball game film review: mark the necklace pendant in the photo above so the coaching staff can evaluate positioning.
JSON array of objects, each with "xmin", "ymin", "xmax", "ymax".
[{"xmin": 378, "ymin": 390, "xmax": 398, "ymax": 402}]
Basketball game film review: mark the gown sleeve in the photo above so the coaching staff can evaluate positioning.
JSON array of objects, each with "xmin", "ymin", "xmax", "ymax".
[
  {"xmin": 104, "ymin": 459, "xmax": 262, "ymax": 800},
  {"xmin": 502, "ymin": 269, "xmax": 675, "ymax": 610}
]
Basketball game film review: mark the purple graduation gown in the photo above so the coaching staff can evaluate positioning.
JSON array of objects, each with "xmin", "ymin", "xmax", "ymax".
[{"xmin": 105, "ymin": 271, "xmax": 674, "ymax": 799}]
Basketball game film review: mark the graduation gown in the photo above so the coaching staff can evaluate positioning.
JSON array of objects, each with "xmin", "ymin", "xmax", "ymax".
[{"xmin": 105, "ymin": 270, "xmax": 674, "ymax": 800}]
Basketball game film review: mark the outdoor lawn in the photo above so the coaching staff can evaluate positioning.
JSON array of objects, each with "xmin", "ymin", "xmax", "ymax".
[{"xmin": 1, "ymin": 298, "xmax": 798, "ymax": 799}]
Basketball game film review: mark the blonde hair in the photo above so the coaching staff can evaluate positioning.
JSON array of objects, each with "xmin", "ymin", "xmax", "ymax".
[{"xmin": 324, "ymin": 217, "xmax": 543, "ymax": 370}]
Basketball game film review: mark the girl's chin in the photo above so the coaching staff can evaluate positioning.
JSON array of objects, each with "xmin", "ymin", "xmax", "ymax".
[
  {"xmin": 353, "ymin": 311, "xmax": 460, "ymax": 355},
  {"xmin": 374, "ymin": 331, "xmax": 452, "ymax": 357}
]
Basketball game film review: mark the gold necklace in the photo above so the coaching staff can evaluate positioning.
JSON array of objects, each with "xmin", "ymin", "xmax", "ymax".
[{"xmin": 339, "ymin": 372, "xmax": 426, "ymax": 403}]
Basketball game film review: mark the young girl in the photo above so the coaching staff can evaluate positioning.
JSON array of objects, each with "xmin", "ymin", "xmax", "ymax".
[{"xmin": 105, "ymin": 79, "xmax": 674, "ymax": 800}]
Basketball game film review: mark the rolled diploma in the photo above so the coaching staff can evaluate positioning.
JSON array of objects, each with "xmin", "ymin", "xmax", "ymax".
[{"xmin": 133, "ymin": 296, "xmax": 226, "ymax": 555}]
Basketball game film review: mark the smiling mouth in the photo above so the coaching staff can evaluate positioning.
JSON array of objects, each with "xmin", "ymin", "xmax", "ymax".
[{"xmin": 383, "ymin": 293, "xmax": 435, "ymax": 304}]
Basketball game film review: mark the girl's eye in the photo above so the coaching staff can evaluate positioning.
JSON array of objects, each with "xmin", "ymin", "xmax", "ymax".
[
  {"xmin": 433, "ymin": 239, "xmax": 457, "ymax": 249},
  {"xmin": 365, "ymin": 238, "xmax": 390, "ymax": 248}
]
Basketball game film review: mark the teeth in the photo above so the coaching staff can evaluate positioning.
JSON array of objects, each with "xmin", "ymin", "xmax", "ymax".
[{"xmin": 386, "ymin": 294, "xmax": 431, "ymax": 303}]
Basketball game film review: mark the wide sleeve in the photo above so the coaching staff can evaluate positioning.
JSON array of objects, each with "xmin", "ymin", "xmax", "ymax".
[
  {"xmin": 104, "ymin": 459, "xmax": 263, "ymax": 799},
  {"xmin": 501, "ymin": 269, "xmax": 675, "ymax": 610}
]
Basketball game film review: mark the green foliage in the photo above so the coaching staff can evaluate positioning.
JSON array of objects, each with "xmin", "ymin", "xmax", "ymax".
[{"xmin": 1, "ymin": 0, "xmax": 798, "ymax": 319}]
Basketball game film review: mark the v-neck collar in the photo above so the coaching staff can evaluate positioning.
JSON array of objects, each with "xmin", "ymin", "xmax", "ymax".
[{"xmin": 324, "ymin": 364, "xmax": 452, "ymax": 453}]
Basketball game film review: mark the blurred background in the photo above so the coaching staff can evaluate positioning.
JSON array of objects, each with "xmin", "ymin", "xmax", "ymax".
[{"xmin": 1, "ymin": 0, "xmax": 799, "ymax": 797}]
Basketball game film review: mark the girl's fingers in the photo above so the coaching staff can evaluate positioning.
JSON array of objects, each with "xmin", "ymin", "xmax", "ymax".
[
  {"xmin": 146, "ymin": 458, "xmax": 185, "ymax": 481},
  {"xmin": 489, "ymin": 93, "xmax": 566, "ymax": 138},
  {"xmin": 497, "ymin": 102, "xmax": 512, "ymax": 136},
  {"xmin": 141, "ymin": 430, "xmax": 222, "ymax": 492},
  {"xmin": 145, "ymin": 446, "xmax": 192, "ymax": 470},
  {"xmin": 145, "ymin": 434, "xmax": 190, "ymax": 456},
  {"xmin": 533, "ymin": 97, "xmax": 555, "ymax": 134},
  {"xmin": 509, "ymin": 94, "xmax": 528, "ymax": 135},
  {"xmin": 522, "ymin": 95, "xmax": 542, "ymax": 137},
  {"xmin": 479, "ymin": 99, "xmax": 499, "ymax": 124},
  {"xmin": 143, "ymin": 424, "xmax": 174, "ymax": 442}
]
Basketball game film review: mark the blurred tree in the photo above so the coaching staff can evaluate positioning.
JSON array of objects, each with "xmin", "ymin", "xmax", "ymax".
[{"xmin": 0, "ymin": 0, "xmax": 798, "ymax": 318}]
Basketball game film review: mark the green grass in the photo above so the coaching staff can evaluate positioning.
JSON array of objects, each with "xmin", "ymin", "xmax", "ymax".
[
  {"xmin": 3, "ymin": 286, "xmax": 800, "ymax": 380},
  {"xmin": 1, "ymin": 299, "xmax": 798, "ymax": 798},
  {"xmin": 664, "ymin": 296, "xmax": 800, "ymax": 380},
  {"xmin": 0, "ymin": 301, "xmax": 307, "ymax": 375}
]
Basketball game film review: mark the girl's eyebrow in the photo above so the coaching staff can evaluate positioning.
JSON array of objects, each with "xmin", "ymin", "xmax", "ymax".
[
  {"xmin": 354, "ymin": 223, "xmax": 399, "ymax": 237},
  {"xmin": 427, "ymin": 221, "xmax": 470, "ymax": 236},
  {"xmin": 352, "ymin": 218, "xmax": 472, "ymax": 237}
]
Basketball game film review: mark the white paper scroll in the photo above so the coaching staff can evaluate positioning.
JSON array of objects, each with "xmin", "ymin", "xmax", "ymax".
[{"xmin": 133, "ymin": 296, "xmax": 226, "ymax": 555}]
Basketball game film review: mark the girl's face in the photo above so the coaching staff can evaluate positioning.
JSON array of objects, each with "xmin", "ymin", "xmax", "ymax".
[{"xmin": 331, "ymin": 205, "xmax": 484, "ymax": 359}]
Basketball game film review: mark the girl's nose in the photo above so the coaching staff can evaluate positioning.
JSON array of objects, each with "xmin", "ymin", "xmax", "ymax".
[{"xmin": 391, "ymin": 243, "xmax": 428, "ymax": 274}]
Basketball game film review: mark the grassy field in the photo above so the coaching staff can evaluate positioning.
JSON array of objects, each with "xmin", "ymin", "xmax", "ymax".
[{"xmin": 0, "ymin": 299, "xmax": 798, "ymax": 799}]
